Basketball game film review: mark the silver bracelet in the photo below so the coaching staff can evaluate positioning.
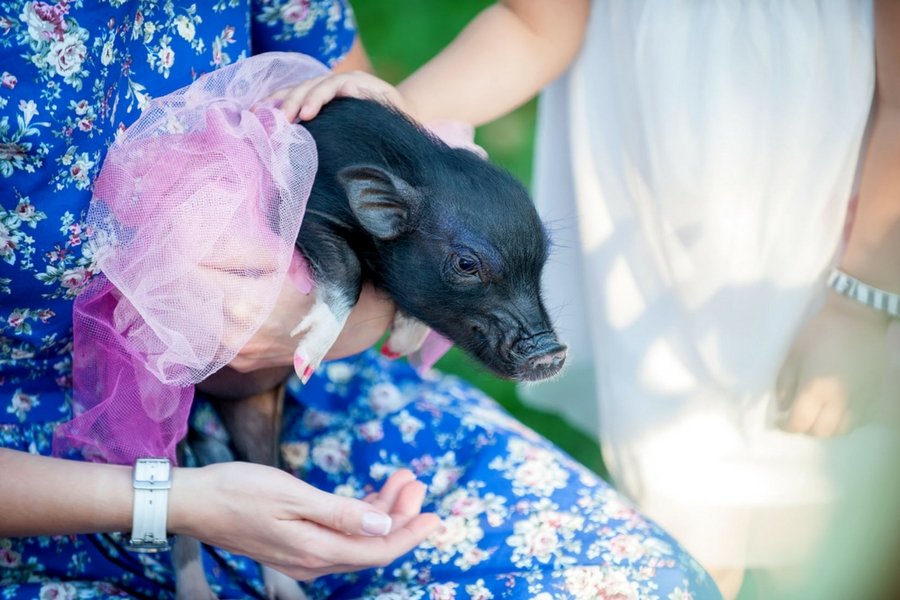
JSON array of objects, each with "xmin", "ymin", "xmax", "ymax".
[{"xmin": 826, "ymin": 268, "xmax": 900, "ymax": 319}]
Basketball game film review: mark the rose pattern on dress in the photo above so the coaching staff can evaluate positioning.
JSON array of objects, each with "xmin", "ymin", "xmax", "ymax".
[{"xmin": 0, "ymin": 2, "xmax": 719, "ymax": 598}]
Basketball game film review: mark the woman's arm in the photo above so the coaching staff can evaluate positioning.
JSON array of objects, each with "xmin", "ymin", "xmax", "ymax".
[
  {"xmin": 1, "ymin": 449, "xmax": 132, "ymax": 536},
  {"xmin": 1, "ymin": 449, "xmax": 439, "ymax": 579},
  {"xmin": 839, "ymin": 0, "xmax": 900, "ymax": 293},
  {"xmin": 776, "ymin": 0, "xmax": 900, "ymax": 436},
  {"xmin": 276, "ymin": 0, "xmax": 589, "ymax": 125},
  {"xmin": 398, "ymin": 0, "xmax": 590, "ymax": 125}
]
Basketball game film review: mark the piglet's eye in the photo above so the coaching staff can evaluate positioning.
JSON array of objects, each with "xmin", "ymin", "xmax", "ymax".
[{"xmin": 453, "ymin": 254, "xmax": 481, "ymax": 277}]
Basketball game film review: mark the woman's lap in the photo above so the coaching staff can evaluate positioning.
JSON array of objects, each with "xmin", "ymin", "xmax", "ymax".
[{"xmin": 0, "ymin": 351, "xmax": 719, "ymax": 599}]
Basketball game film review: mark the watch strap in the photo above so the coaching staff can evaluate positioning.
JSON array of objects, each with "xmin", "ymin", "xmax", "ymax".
[{"xmin": 127, "ymin": 458, "xmax": 172, "ymax": 552}]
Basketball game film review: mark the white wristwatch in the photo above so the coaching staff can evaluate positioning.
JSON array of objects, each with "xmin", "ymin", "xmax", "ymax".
[{"xmin": 126, "ymin": 458, "xmax": 172, "ymax": 553}]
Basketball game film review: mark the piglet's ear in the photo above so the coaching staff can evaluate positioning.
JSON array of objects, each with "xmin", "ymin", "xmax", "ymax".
[{"xmin": 338, "ymin": 165, "xmax": 422, "ymax": 240}]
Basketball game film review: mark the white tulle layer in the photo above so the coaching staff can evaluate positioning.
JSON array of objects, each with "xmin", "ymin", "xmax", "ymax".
[{"xmin": 524, "ymin": 0, "xmax": 898, "ymax": 568}]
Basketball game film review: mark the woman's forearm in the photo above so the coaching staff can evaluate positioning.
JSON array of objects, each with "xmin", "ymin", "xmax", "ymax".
[
  {"xmin": 840, "ymin": 0, "xmax": 900, "ymax": 293},
  {"xmin": 0, "ymin": 448, "xmax": 440, "ymax": 578},
  {"xmin": 397, "ymin": 0, "xmax": 589, "ymax": 126},
  {"xmin": 0, "ymin": 448, "xmax": 218, "ymax": 539},
  {"xmin": 0, "ymin": 448, "xmax": 133, "ymax": 536}
]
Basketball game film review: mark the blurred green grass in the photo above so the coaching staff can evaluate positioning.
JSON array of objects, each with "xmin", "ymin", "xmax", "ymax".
[{"xmin": 355, "ymin": 2, "xmax": 604, "ymax": 476}]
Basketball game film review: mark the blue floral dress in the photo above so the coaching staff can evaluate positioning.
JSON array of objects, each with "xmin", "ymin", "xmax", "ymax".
[{"xmin": 0, "ymin": 1, "xmax": 722, "ymax": 598}]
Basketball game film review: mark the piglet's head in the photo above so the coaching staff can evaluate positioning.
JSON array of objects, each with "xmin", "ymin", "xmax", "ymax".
[{"xmin": 338, "ymin": 157, "xmax": 566, "ymax": 382}]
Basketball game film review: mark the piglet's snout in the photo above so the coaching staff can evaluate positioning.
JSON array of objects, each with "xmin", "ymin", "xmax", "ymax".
[
  {"xmin": 525, "ymin": 345, "xmax": 567, "ymax": 380},
  {"xmin": 514, "ymin": 333, "xmax": 567, "ymax": 381}
]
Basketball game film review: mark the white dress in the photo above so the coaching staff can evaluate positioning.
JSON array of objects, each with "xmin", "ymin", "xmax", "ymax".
[{"xmin": 524, "ymin": 0, "xmax": 894, "ymax": 569}]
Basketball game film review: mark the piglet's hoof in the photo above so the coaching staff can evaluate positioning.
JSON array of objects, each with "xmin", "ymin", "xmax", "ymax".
[{"xmin": 291, "ymin": 298, "xmax": 344, "ymax": 384}]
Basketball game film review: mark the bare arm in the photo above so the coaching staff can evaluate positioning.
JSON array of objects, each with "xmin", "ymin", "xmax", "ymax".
[
  {"xmin": 777, "ymin": 0, "xmax": 900, "ymax": 436},
  {"xmin": 276, "ymin": 1, "xmax": 589, "ymax": 125},
  {"xmin": 0, "ymin": 449, "xmax": 132, "ymax": 536},
  {"xmin": 840, "ymin": 0, "xmax": 900, "ymax": 293},
  {"xmin": 398, "ymin": 0, "xmax": 590, "ymax": 126},
  {"xmin": 0, "ymin": 448, "xmax": 439, "ymax": 579}
]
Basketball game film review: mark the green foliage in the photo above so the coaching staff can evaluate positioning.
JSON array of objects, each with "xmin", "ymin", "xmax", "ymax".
[{"xmin": 353, "ymin": 1, "xmax": 536, "ymax": 184}]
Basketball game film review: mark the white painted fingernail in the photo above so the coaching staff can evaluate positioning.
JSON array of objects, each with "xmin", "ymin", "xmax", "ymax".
[{"xmin": 362, "ymin": 511, "xmax": 392, "ymax": 536}]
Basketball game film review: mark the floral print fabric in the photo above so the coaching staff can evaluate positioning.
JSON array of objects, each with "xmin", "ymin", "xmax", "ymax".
[
  {"xmin": 0, "ymin": 0, "xmax": 355, "ymax": 431},
  {"xmin": 0, "ymin": 1, "xmax": 720, "ymax": 598},
  {"xmin": 3, "ymin": 351, "xmax": 720, "ymax": 599},
  {"xmin": 282, "ymin": 353, "xmax": 720, "ymax": 600}
]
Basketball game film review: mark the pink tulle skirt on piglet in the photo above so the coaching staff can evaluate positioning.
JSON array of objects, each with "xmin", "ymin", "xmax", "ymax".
[
  {"xmin": 54, "ymin": 54, "xmax": 322, "ymax": 464},
  {"xmin": 54, "ymin": 53, "xmax": 467, "ymax": 465}
]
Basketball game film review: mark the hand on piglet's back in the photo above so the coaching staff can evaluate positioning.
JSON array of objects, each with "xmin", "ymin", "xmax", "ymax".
[{"xmin": 269, "ymin": 70, "xmax": 409, "ymax": 123}]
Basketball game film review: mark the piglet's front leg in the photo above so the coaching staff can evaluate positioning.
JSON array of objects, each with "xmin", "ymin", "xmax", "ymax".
[
  {"xmin": 293, "ymin": 220, "xmax": 362, "ymax": 383},
  {"xmin": 289, "ymin": 292, "xmax": 350, "ymax": 382}
]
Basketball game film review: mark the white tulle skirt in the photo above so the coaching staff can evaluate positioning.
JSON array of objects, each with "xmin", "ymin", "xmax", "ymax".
[{"xmin": 524, "ymin": 0, "xmax": 895, "ymax": 568}]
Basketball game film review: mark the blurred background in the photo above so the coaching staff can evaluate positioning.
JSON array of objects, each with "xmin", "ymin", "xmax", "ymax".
[
  {"xmin": 353, "ymin": 4, "xmax": 900, "ymax": 599},
  {"xmin": 353, "ymin": 1, "xmax": 606, "ymax": 476}
]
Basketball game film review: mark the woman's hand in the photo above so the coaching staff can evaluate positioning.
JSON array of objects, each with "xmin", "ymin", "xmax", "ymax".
[
  {"xmin": 227, "ymin": 261, "xmax": 395, "ymax": 374},
  {"xmin": 774, "ymin": 0, "xmax": 900, "ymax": 438},
  {"xmin": 228, "ymin": 279, "xmax": 395, "ymax": 372},
  {"xmin": 269, "ymin": 71, "xmax": 409, "ymax": 123},
  {"xmin": 774, "ymin": 292, "xmax": 889, "ymax": 437},
  {"xmin": 169, "ymin": 465, "xmax": 440, "ymax": 580}
]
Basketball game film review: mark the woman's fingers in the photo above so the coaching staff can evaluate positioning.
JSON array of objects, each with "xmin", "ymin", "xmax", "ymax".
[
  {"xmin": 364, "ymin": 469, "xmax": 416, "ymax": 513},
  {"xmin": 271, "ymin": 75, "xmax": 346, "ymax": 122},
  {"xmin": 294, "ymin": 76, "xmax": 372, "ymax": 121},
  {"xmin": 273, "ymin": 512, "xmax": 441, "ymax": 580},
  {"xmin": 284, "ymin": 473, "xmax": 439, "ymax": 569},
  {"xmin": 777, "ymin": 294, "xmax": 889, "ymax": 437},
  {"xmin": 783, "ymin": 373, "xmax": 853, "ymax": 437},
  {"xmin": 268, "ymin": 72, "xmax": 405, "ymax": 123},
  {"xmin": 392, "ymin": 479, "xmax": 428, "ymax": 518},
  {"xmin": 269, "ymin": 76, "xmax": 327, "ymax": 122},
  {"xmin": 309, "ymin": 469, "xmax": 428, "ymax": 534},
  {"xmin": 783, "ymin": 381, "xmax": 825, "ymax": 434},
  {"xmin": 300, "ymin": 487, "xmax": 396, "ymax": 536},
  {"xmin": 311, "ymin": 512, "xmax": 442, "ymax": 568},
  {"xmin": 808, "ymin": 378, "xmax": 849, "ymax": 437},
  {"xmin": 294, "ymin": 81, "xmax": 342, "ymax": 121},
  {"xmin": 268, "ymin": 75, "xmax": 326, "ymax": 101},
  {"xmin": 386, "ymin": 480, "xmax": 429, "ymax": 531},
  {"xmin": 286, "ymin": 83, "xmax": 330, "ymax": 122},
  {"xmin": 811, "ymin": 399, "xmax": 847, "ymax": 438}
]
